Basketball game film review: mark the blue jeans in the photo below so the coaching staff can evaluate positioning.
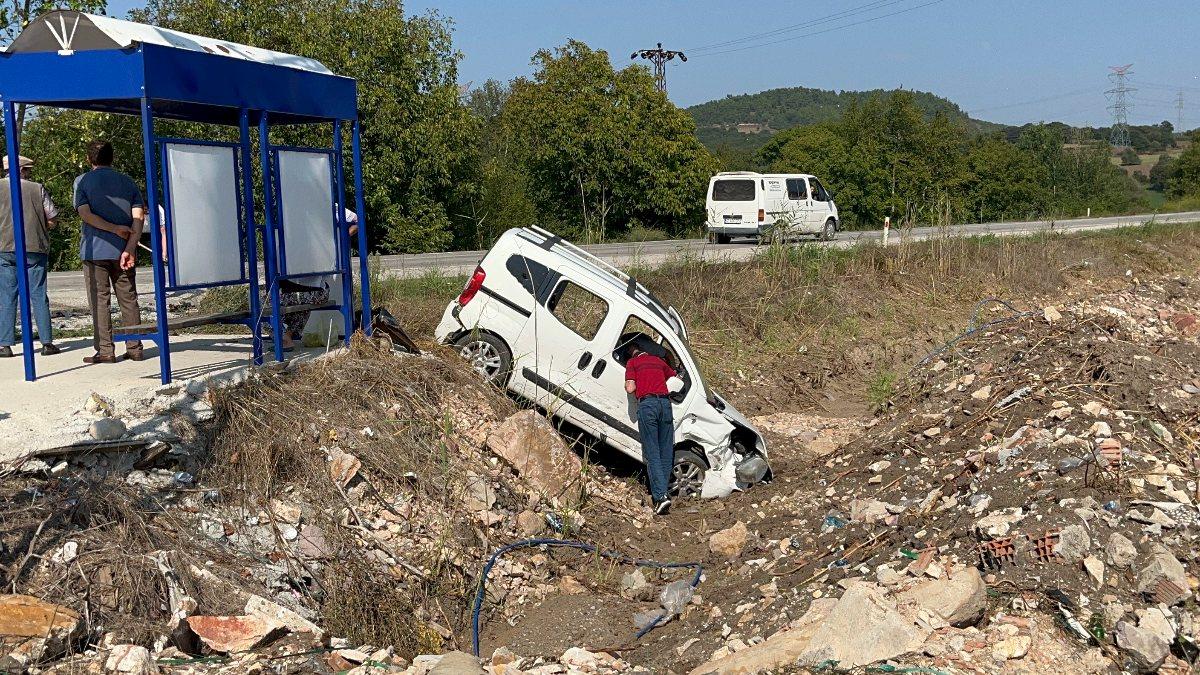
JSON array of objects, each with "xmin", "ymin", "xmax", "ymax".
[
  {"xmin": 0, "ymin": 251, "xmax": 53, "ymax": 347},
  {"xmin": 637, "ymin": 396, "xmax": 675, "ymax": 501}
]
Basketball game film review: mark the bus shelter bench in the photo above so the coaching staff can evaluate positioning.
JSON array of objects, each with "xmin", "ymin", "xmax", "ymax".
[{"xmin": 113, "ymin": 303, "xmax": 337, "ymax": 337}]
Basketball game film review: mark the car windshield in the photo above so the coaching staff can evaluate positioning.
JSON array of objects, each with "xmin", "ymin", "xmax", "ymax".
[{"xmin": 711, "ymin": 179, "xmax": 755, "ymax": 201}]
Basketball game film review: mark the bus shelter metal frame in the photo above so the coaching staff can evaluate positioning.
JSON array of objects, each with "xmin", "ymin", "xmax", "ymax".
[{"xmin": 0, "ymin": 38, "xmax": 373, "ymax": 384}]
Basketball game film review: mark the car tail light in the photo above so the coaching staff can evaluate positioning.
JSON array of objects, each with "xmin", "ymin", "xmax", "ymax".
[
  {"xmin": 458, "ymin": 266, "xmax": 486, "ymax": 306},
  {"xmin": 757, "ymin": 209, "xmax": 765, "ymax": 222}
]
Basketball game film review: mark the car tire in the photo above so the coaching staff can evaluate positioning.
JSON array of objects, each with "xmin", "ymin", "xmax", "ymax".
[
  {"xmin": 820, "ymin": 219, "xmax": 837, "ymax": 241},
  {"xmin": 453, "ymin": 332, "xmax": 513, "ymax": 385},
  {"xmin": 716, "ymin": 233, "xmax": 731, "ymax": 245},
  {"xmin": 670, "ymin": 448, "xmax": 707, "ymax": 498}
]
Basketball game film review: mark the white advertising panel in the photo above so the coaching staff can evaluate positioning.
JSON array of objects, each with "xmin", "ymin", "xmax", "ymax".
[
  {"xmin": 277, "ymin": 150, "xmax": 337, "ymax": 276},
  {"xmin": 165, "ymin": 143, "xmax": 243, "ymax": 286}
]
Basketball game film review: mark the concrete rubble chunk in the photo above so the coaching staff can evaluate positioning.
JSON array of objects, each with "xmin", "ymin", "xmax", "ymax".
[
  {"xmin": 105, "ymin": 644, "xmax": 159, "ymax": 674},
  {"xmin": 992, "ymin": 634, "xmax": 1031, "ymax": 660},
  {"xmin": 244, "ymin": 595, "xmax": 324, "ymax": 639},
  {"xmin": 516, "ymin": 510, "xmax": 544, "ymax": 536},
  {"xmin": 1135, "ymin": 544, "xmax": 1191, "ymax": 605},
  {"xmin": 185, "ymin": 615, "xmax": 287, "ymax": 653},
  {"xmin": 1116, "ymin": 620, "xmax": 1170, "ymax": 672},
  {"xmin": 427, "ymin": 650, "xmax": 485, "ymax": 674},
  {"xmin": 620, "ymin": 569, "xmax": 654, "ymax": 601},
  {"xmin": 691, "ymin": 583, "xmax": 928, "ymax": 674},
  {"xmin": 1106, "ymin": 533, "xmax": 1137, "ymax": 568},
  {"xmin": 485, "ymin": 410, "xmax": 582, "ymax": 495},
  {"xmin": 89, "ymin": 417, "xmax": 127, "ymax": 441},
  {"xmin": 1053, "ymin": 524, "xmax": 1091, "ymax": 563},
  {"xmin": 897, "ymin": 566, "xmax": 987, "ymax": 627},
  {"xmin": 708, "ymin": 521, "xmax": 749, "ymax": 558},
  {"xmin": 0, "ymin": 595, "xmax": 83, "ymax": 671}
]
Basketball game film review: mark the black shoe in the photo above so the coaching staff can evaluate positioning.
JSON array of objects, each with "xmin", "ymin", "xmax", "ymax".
[
  {"xmin": 41, "ymin": 343, "xmax": 61, "ymax": 356},
  {"xmin": 0, "ymin": 346, "xmax": 12, "ymax": 358},
  {"xmin": 654, "ymin": 498, "xmax": 672, "ymax": 516}
]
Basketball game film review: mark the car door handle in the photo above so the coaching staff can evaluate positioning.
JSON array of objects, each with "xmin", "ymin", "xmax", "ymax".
[
  {"xmin": 591, "ymin": 360, "xmax": 606, "ymax": 378},
  {"xmin": 577, "ymin": 352, "xmax": 593, "ymax": 369}
]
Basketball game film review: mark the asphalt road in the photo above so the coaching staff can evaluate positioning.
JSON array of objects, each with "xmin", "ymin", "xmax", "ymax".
[{"xmin": 45, "ymin": 210, "xmax": 1200, "ymax": 307}]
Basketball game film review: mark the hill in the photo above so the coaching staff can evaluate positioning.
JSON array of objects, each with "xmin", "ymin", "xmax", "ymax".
[{"xmin": 687, "ymin": 86, "xmax": 1004, "ymax": 152}]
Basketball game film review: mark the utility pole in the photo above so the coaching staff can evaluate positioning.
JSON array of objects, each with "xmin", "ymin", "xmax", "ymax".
[
  {"xmin": 1177, "ymin": 89, "xmax": 1186, "ymax": 133},
  {"xmin": 631, "ymin": 43, "xmax": 686, "ymax": 94},
  {"xmin": 1105, "ymin": 64, "xmax": 1134, "ymax": 147}
]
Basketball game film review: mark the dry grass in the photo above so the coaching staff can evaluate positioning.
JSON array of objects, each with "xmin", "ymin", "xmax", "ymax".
[
  {"xmin": 376, "ymin": 222, "xmax": 1200, "ymax": 414},
  {"xmin": 202, "ymin": 337, "xmax": 521, "ymax": 656}
]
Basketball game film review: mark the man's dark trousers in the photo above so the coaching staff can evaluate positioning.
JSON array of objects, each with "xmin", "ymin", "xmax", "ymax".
[
  {"xmin": 83, "ymin": 260, "xmax": 142, "ymax": 358},
  {"xmin": 637, "ymin": 396, "xmax": 674, "ymax": 501}
]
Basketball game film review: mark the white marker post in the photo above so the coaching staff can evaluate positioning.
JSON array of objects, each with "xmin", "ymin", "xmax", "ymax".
[{"xmin": 882, "ymin": 216, "xmax": 890, "ymax": 246}]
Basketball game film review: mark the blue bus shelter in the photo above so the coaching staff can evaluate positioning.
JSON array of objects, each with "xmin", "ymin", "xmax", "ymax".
[{"xmin": 0, "ymin": 11, "xmax": 373, "ymax": 384}]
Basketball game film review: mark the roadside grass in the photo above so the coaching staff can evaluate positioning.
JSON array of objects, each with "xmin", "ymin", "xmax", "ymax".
[{"xmin": 194, "ymin": 221, "xmax": 1200, "ymax": 415}]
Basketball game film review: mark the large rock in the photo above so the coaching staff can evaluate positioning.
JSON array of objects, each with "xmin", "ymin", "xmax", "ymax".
[
  {"xmin": 690, "ymin": 583, "xmax": 928, "ymax": 674},
  {"xmin": 0, "ymin": 594, "xmax": 83, "ymax": 671},
  {"xmin": 185, "ymin": 615, "xmax": 286, "ymax": 653},
  {"xmin": 689, "ymin": 598, "xmax": 837, "ymax": 674},
  {"xmin": 485, "ymin": 410, "xmax": 582, "ymax": 495},
  {"xmin": 1116, "ymin": 621, "xmax": 1169, "ymax": 672},
  {"xmin": 709, "ymin": 522, "xmax": 749, "ymax": 558},
  {"xmin": 1135, "ymin": 544, "xmax": 1191, "ymax": 605},
  {"xmin": 898, "ymin": 566, "xmax": 987, "ymax": 627}
]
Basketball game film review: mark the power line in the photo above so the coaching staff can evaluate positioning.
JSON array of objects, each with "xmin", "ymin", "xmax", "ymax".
[
  {"xmin": 684, "ymin": 0, "xmax": 907, "ymax": 54},
  {"xmin": 630, "ymin": 43, "xmax": 687, "ymax": 93},
  {"xmin": 1105, "ymin": 64, "xmax": 1134, "ymax": 147},
  {"xmin": 687, "ymin": 0, "xmax": 948, "ymax": 58},
  {"xmin": 966, "ymin": 87, "xmax": 1094, "ymax": 115}
]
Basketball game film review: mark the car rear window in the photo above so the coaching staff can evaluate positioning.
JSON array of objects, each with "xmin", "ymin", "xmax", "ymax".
[{"xmin": 711, "ymin": 179, "xmax": 755, "ymax": 202}]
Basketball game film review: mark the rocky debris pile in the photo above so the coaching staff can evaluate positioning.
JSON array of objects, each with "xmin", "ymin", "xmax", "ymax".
[
  {"xmin": 0, "ymin": 340, "xmax": 652, "ymax": 673},
  {"xmin": 771, "ymin": 279, "xmax": 1200, "ymax": 672}
]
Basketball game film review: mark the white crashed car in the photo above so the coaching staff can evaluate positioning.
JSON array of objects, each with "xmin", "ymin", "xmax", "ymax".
[{"xmin": 434, "ymin": 226, "xmax": 771, "ymax": 497}]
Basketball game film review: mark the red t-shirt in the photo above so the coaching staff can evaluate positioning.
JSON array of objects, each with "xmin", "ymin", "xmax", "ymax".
[{"xmin": 625, "ymin": 353, "xmax": 677, "ymax": 399}]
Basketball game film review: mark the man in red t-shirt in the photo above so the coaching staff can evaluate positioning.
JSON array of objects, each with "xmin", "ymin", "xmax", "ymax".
[{"xmin": 624, "ymin": 341, "xmax": 677, "ymax": 515}]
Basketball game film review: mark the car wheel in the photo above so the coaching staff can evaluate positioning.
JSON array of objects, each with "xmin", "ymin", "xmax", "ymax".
[
  {"xmin": 453, "ymin": 332, "xmax": 512, "ymax": 385},
  {"xmin": 670, "ymin": 448, "xmax": 707, "ymax": 498},
  {"xmin": 716, "ymin": 233, "xmax": 731, "ymax": 245},
  {"xmin": 820, "ymin": 219, "xmax": 837, "ymax": 241}
]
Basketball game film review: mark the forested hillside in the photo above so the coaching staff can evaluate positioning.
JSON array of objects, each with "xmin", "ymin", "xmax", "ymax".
[{"xmin": 687, "ymin": 86, "xmax": 1003, "ymax": 151}]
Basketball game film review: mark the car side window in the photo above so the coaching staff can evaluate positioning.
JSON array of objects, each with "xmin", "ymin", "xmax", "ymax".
[
  {"xmin": 506, "ymin": 254, "xmax": 560, "ymax": 304},
  {"xmin": 810, "ymin": 178, "xmax": 828, "ymax": 202},
  {"xmin": 786, "ymin": 178, "xmax": 807, "ymax": 201},
  {"xmin": 546, "ymin": 281, "xmax": 608, "ymax": 340}
]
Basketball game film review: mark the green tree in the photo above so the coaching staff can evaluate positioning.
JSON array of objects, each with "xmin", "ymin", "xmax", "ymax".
[
  {"xmin": 1149, "ymin": 153, "xmax": 1176, "ymax": 192},
  {"xmin": 134, "ymin": 0, "xmax": 477, "ymax": 254},
  {"xmin": 1167, "ymin": 134, "xmax": 1200, "ymax": 198},
  {"xmin": 501, "ymin": 40, "xmax": 716, "ymax": 243},
  {"xmin": 963, "ymin": 135, "xmax": 1047, "ymax": 222},
  {"xmin": 1119, "ymin": 147, "xmax": 1141, "ymax": 165}
]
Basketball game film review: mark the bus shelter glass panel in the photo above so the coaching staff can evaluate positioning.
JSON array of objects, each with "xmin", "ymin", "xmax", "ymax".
[
  {"xmin": 164, "ymin": 142, "xmax": 244, "ymax": 287},
  {"xmin": 276, "ymin": 149, "xmax": 338, "ymax": 276}
]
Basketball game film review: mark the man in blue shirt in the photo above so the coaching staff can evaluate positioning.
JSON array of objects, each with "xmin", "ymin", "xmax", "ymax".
[{"xmin": 73, "ymin": 141, "xmax": 145, "ymax": 364}]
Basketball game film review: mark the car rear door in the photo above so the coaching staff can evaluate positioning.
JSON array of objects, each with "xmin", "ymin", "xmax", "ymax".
[
  {"xmin": 709, "ymin": 178, "xmax": 757, "ymax": 228},
  {"xmin": 515, "ymin": 277, "xmax": 622, "ymax": 440}
]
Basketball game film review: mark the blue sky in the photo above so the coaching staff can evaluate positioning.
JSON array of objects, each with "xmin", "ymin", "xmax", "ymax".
[{"xmin": 108, "ymin": 0, "xmax": 1200, "ymax": 128}]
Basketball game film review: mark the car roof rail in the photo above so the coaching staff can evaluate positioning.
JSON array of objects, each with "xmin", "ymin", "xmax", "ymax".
[{"xmin": 526, "ymin": 225, "xmax": 650, "ymax": 292}]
